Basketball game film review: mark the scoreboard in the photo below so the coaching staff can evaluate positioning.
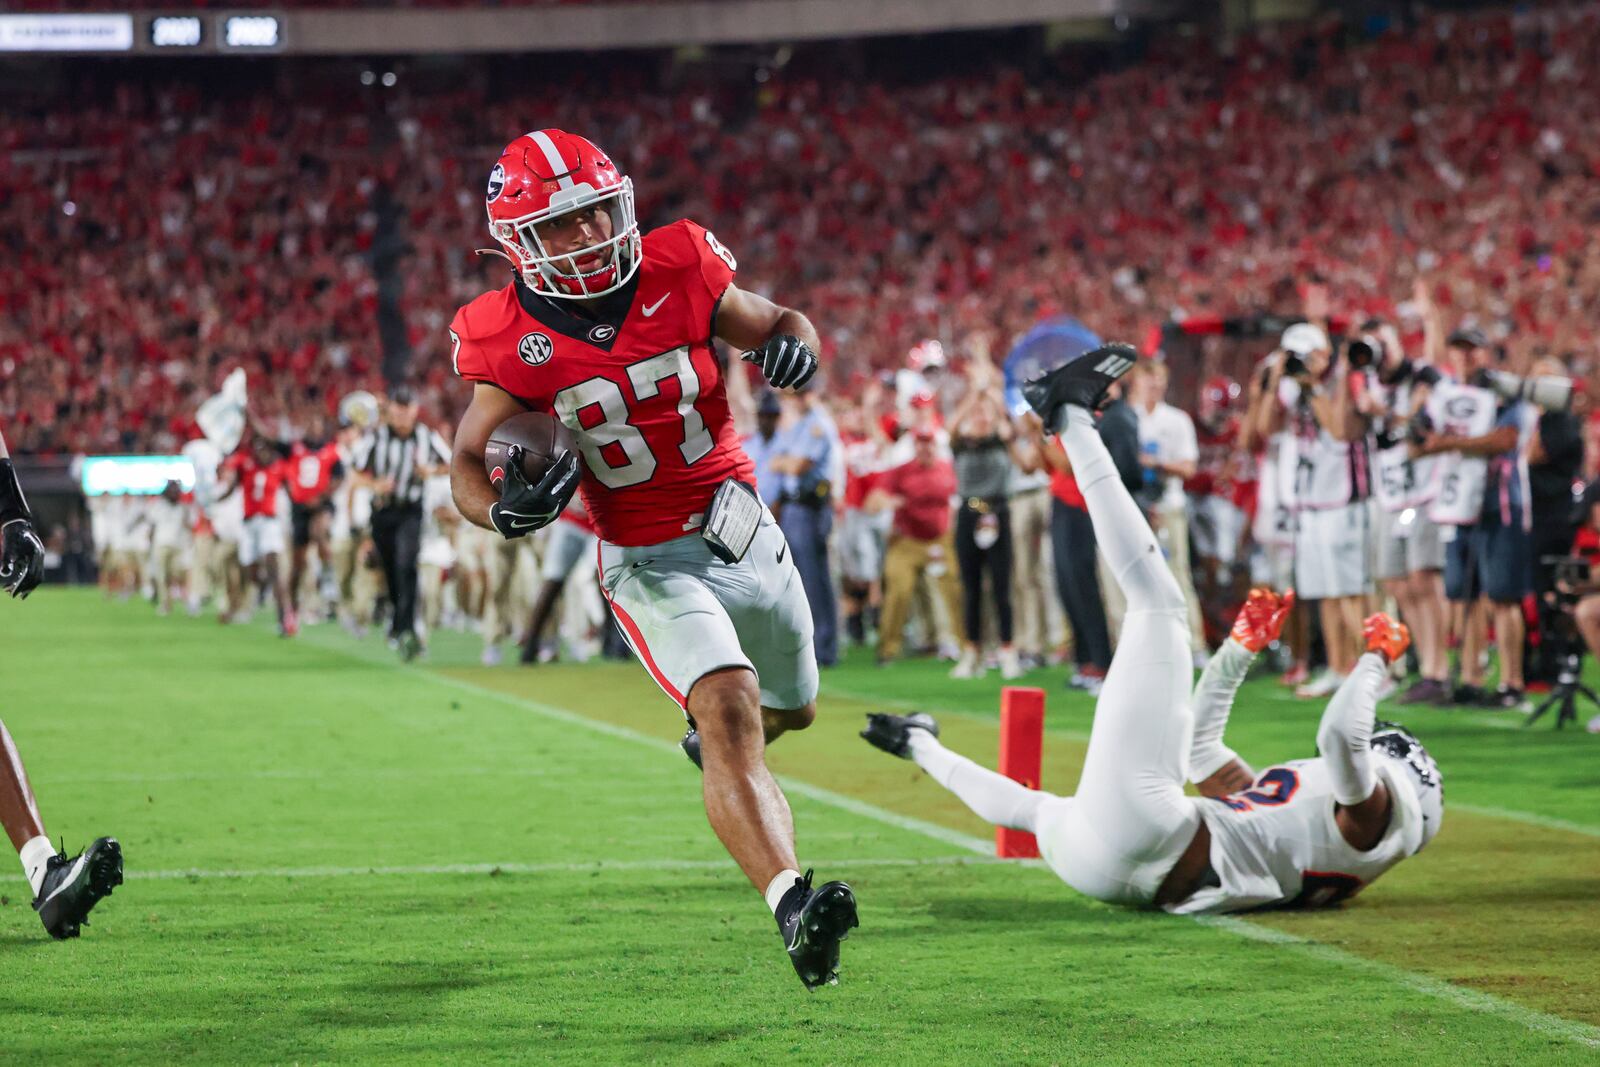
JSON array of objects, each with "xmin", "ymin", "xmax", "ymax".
[{"xmin": 0, "ymin": 12, "xmax": 283, "ymax": 53}]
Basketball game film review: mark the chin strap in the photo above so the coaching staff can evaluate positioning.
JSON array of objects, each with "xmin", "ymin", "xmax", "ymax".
[{"xmin": 473, "ymin": 247, "xmax": 516, "ymax": 265}]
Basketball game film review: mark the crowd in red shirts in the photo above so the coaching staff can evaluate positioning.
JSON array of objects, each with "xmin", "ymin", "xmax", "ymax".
[{"xmin": 4, "ymin": 5, "xmax": 1597, "ymax": 457}]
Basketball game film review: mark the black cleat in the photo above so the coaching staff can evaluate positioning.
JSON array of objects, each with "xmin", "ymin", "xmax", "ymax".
[
  {"xmin": 680, "ymin": 725, "xmax": 703, "ymax": 770},
  {"xmin": 860, "ymin": 711, "xmax": 940, "ymax": 759},
  {"xmin": 776, "ymin": 869, "xmax": 858, "ymax": 990},
  {"xmin": 34, "ymin": 837, "xmax": 123, "ymax": 940},
  {"xmin": 1021, "ymin": 342, "xmax": 1140, "ymax": 429}
]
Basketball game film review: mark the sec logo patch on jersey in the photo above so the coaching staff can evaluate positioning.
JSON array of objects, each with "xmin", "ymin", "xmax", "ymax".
[{"xmin": 518, "ymin": 332, "xmax": 555, "ymax": 366}]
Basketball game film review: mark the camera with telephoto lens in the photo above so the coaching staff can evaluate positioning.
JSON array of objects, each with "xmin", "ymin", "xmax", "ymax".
[
  {"xmin": 1345, "ymin": 334, "xmax": 1383, "ymax": 370},
  {"xmin": 1474, "ymin": 369, "xmax": 1573, "ymax": 412}
]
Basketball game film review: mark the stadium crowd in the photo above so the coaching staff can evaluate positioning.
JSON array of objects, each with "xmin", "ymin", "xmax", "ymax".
[
  {"xmin": 5, "ymin": 6, "xmax": 1600, "ymax": 458},
  {"xmin": 8, "ymin": 5, "xmax": 1600, "ymax": 717}
]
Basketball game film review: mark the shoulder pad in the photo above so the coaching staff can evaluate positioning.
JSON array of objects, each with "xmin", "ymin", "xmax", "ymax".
[
  {"xmin": 642, "ymin": 219, "xmax": 703, "ymax": 270},
  {"xmin": 450, "ymin": 285, "xmax": 519, "ymax": 343}
]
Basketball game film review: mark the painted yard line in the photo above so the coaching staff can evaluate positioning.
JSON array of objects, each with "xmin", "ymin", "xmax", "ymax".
[
  {"xmin": 1199, "ymin": 915, "xmax": 1600, "ymax": 1049},
  {"xmin": 300, "ymin": 629, "xmax": 1008, "ymax": 854},
  {"xmin": 1453, "ymin": 803, "xmax": 1600, "ymax": 839},
  {"xmin": 34, "ymin": 767, "xmax": 562, "ymax": 786},
  {"xmin": 302, "ymin": 631, "xmax": 1596, "ymax": 1048},
  {"xmin": 129, "ymin": 854, "xmax": 1011, "ymax": 883}
]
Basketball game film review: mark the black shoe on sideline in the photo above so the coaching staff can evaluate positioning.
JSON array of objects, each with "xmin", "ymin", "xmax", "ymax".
[
  {"xmin": 1488, "ymin": 686, "xmax": 1526, "ymax": 711},
  {"xmin": 775, "ymin": 869, "xmax": 858, "ymax": 990},
  {"xmin": 34, "ymin": 837, "xmax": 123, "ymax": 940}
]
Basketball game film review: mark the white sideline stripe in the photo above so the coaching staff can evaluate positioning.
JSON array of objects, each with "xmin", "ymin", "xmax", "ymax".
[
  {"xmin": 1454, "ymin": 803, "xmax": 1600, "ymax": 839},
  {"xmin": 129, "ymin": 854, "xmax": 1006, "ymax": 883},
  {"xmin": 1198, "ymin": 916, "xmax": 1600, "ymax": 1049},
  {"xmin": 302, "ymin": 632, "xmax": 1596, "ymax": 1048},
  {"xmin": 34, "ymin": 767, "xmax": 560, "ymax": 786}
]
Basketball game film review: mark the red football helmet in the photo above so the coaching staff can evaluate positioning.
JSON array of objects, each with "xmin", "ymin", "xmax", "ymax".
[
  {"xmin": 484, "ymin": 129, "xmax": 641, "ymax": 300},
  {"xmin": 1198, "ymin": 374, "xmax": 1241, "ymax": 428}
]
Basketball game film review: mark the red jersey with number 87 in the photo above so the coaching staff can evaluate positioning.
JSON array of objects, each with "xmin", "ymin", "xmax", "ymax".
[{"xmin": 450, "ymin": 219, "xmax": 754, "ymax": 546}]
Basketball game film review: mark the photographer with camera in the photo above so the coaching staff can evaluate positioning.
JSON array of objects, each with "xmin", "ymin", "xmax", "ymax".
[
  {"xmin": 1360, "ymin": 305, "xmax": 1452, "ymax": 705},
  {"xmin": 1524, "ymin": 357, "xmax": 1587, "ymax": 675},
  {"xmin": 1257, "ymin": 293, "xmax": 1374, "ymax": 699},
  {"xmin": 1241, "ymin": 339, "xmax": 1311, "ymax": 687},
  {"xmin": 1409, "ymin": 326, "xmax": 1538, "ymax": 709}
]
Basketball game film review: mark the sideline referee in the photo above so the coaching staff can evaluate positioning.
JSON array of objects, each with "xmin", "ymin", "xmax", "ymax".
[{"xmin": 354, "ymin": 385, "xmax": 451, "ymax": 659}]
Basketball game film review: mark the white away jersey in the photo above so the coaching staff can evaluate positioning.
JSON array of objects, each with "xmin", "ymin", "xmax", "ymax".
[{"xmin": 1167, "ymin": 755, "xmax": 1436, "ymax": 914}]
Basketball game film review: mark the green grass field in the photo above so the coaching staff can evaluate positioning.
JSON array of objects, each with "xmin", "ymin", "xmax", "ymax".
[{"xmin": 1, "ymin": 590, "xmax": 1597, "ymax": 1064}]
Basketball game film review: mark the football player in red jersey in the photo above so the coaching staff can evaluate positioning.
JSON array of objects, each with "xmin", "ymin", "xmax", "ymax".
[
  {"xmin": 0, "ymin": 428, "xmax": 124, "ymax": 938},
  {"xmin": 448, "ymin": 130, "xmax": 856, "ymax": 989},
  {"xmin": 216, "ymin": 433, "xmax": 296, "ymax": 636},
  {"xmin": 286, "ymin": 430, "xmax": 345, "ymax": 621}
]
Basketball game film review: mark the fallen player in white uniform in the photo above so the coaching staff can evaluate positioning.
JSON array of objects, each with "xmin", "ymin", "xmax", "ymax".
[{"xmin": 862, "ymin": 349, "xmax": 1442, "ymax": 913}]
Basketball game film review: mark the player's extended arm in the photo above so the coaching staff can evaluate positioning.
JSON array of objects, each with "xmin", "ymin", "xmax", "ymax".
[
  {"xmin": 1318, "ymin": 614, "xmax": 1407, "ymax": 851},
  {"xmin": 1189, "ymin": 588, "xmax": 1296, "ymax": 796},
  {"xmin": 451, "ymin": 383, "xmax": 530, "ymax": 531},
  {"xmin": 715, "ymin": 284, "xmax": 821, "ymax": 391},
  {"xmin": 0, "ymin": 429, "xmax": 45, "ymax": 598}
]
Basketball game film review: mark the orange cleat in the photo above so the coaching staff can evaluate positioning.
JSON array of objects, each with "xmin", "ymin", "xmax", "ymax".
[
  {"xmin": 1363, "ymin": 613, "xmax": 1411, "ymax": 664},
  {"xmin": 1229, "ymin": 587, "xmax": 1296, "ymax": 653}
]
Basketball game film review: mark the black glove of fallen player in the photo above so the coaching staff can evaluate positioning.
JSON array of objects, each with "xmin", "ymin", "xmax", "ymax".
[
  {"xmin": 489, "ymin": 447, "xmax": 580, "ymax": 540},
  {"xmin": 0, "ymin": 521, "xmax": 43, "ymax": 599},
  {"xmin": 0, "ymin": 459, "xmax": 43, "ymax": 598},
  {"xmin": 743, "ymin": 334, "xmax": 818, "ymax": 391}
]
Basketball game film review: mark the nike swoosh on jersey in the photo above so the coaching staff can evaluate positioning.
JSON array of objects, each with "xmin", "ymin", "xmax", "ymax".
[{"xmin": 642, "ymin": 293, "xmax": 671, "ymax": 317}]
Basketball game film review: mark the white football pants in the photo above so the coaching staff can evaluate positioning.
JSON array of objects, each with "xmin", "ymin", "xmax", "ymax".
[{"xmin": 909, "ymin": 408, "xmax": 1202, "ymax": 905}]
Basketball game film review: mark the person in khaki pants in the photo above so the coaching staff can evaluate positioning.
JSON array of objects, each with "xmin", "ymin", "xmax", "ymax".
[{"xmin": 869, "ymin": 427, "xmax": 964, "ymax": 663}]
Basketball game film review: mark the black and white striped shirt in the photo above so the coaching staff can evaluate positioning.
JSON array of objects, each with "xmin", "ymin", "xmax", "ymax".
[{"xmin": 354, "ymin": 423, "xmax": 451, "ymax": 508}]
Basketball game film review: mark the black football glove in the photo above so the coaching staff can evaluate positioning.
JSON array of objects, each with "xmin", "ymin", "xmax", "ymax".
[
  {"xmin": 489, "ymin": 447, "xmax": 579, "ymax": 540},
  {"xmin": 743, "ymin": 334, "xmax": 818, "ymax": 391},
  {"xmin": 0, "ymin": 521, "xmax": 43, "ymax": 599},
  {"xmin": 0, "ymin": 458, "xmax": 42, "ymax": 599}
]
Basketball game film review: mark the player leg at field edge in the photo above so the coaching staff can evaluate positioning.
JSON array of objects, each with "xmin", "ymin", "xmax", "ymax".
[{"xmin": 0, "ymin": 722, "xmax": 124, "ymax": 939}]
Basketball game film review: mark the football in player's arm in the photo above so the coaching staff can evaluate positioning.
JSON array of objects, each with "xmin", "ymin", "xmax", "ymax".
[
  {"xmin": 451, "ymin": 273, "xmax": 819, "ymax": 538},
  {"xmin": 0, "ymin": 428, "xmax": 123, "ymax": 938}
]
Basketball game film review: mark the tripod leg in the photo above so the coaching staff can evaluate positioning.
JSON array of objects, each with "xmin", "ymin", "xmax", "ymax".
[{"xmin": 1523, "ymin": 691, "xmax": 1562, "ymax": 728}]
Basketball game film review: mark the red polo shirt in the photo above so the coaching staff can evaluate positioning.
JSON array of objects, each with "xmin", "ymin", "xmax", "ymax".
[{"xmin": 882, "ymin": 457, "xmax": 956, "ymax": 541}]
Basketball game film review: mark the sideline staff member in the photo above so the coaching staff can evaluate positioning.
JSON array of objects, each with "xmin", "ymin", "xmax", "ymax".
[{"xmin": 354, "ymin": 385, "xmax": 451, "ymax": 659}]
